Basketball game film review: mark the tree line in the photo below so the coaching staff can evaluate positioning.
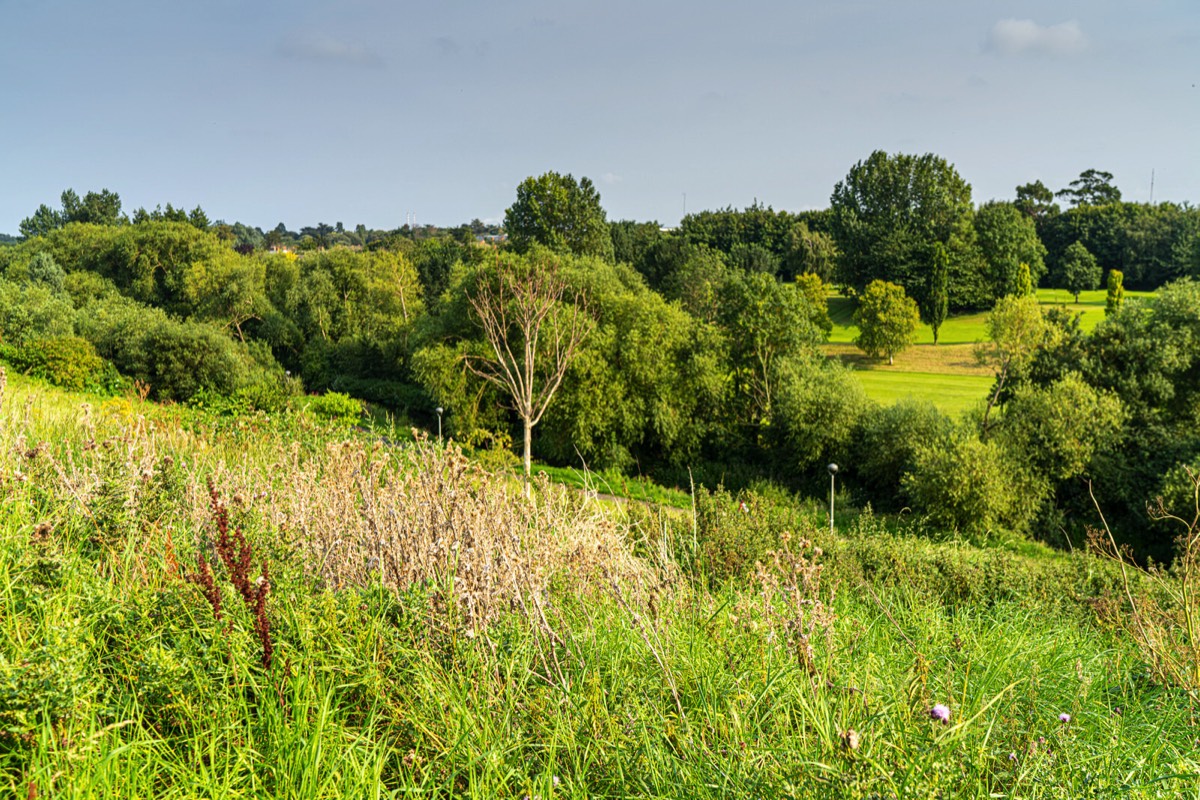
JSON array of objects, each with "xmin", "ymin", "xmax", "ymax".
[{"xmin": 2, "ymin": 155, "xmax": 1198, "ymax": 558}]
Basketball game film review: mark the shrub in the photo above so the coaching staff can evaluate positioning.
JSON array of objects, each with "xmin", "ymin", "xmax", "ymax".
[
  {"xmin": 0, "ymin": 279, "xmax": 76, "ymax": 346},
  {"xmin": 307, "ymin": 391, "xmax": 364, "ymax": 425},
  {"xmin": 773, "ymin": 355, "xmax": 871, "ymax": 472},
  {"xmin": 851, "ymin": 399, "xmax": 953, "ymax": 510},
  {"xmin": 78, "ymin": 295, "xmax": 277, "ymax": 401},
  {"xmin": 2, "ymin": 335, "xmax": 105, "ymax": 390},
  {"xmin": 902, "ymin": 430, "xmax": 1047, "ymax": 538}
]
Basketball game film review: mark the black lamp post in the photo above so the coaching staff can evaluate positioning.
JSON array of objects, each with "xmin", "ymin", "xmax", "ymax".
[{"xmin": 827, "ymin": 463, "xmax": 838, "ymax": 535}]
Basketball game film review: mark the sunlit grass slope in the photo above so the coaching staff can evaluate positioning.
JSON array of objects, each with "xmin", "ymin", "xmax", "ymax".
[
  {"xmin": 4, "ymin": 372, "xmax": 1200, "ymax": 797},
  {"xmin": 853, "ymin": 370, "xmax": 993, "ymax": 417}
]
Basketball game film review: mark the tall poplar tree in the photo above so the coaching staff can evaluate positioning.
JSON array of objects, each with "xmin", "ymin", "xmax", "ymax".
[{"xmin": 922, "ymin": 243, "xmax": 950, "ymax": 345}]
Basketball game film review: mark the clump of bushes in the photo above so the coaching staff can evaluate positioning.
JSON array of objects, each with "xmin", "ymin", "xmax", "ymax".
[
  {"xmin": 901, "ymin": 431, "xmax": 1045, "ymax": 539},
  {"xmin": 0, "ymin": 335, "xmax": 107, "ymax": 391},
  {"xmin": 78, "ymin": 295, "xmax": 281, "ymax": 402},
  {"xmin": 851, "ymin": 399, "xmax": 953, "ymax": 510},
  {"xmin": 306, "ymin": 391, "xmax": 364, "ymax": 426}
]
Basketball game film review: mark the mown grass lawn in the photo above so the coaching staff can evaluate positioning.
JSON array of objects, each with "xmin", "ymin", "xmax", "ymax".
[{"xmin": 853, "ymin": 369, "xmax": 993, "ymax": 417}]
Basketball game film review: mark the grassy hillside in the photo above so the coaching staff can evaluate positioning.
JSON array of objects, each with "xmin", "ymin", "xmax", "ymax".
[{"xmin": 3, "ymin": 372, "xmax": 1199, "ymax": 797}]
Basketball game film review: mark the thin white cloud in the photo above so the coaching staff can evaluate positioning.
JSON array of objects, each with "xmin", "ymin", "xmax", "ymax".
[
  {"xmin": 601, "ymin": 172, "xmax": 623, "ymax": 185},
  {"xmin": 986, "ymin": 19, "xmax": 1087, "ymax": 57},
  {"xmin": 277, "ymin": 35, "xmax": 384, "ymax": 68}
]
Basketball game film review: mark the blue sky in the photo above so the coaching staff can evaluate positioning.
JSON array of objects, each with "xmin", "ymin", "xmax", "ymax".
[{"xmin": 1, "ymin": 1, "xmax": 1196, "ymax": 233}]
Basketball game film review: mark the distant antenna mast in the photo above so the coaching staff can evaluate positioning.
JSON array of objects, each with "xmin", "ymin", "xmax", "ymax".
[{"xmin": 1150, "ymin": 169, "xmax": 1155, "ymax": 205}]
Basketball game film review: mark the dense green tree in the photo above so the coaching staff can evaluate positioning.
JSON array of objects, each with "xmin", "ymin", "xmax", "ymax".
[
  {"xmin": 1084, "ymin": 279, "xmax": 1200, "ymax": 423},
  {"xmin": 973, "ymin": 201, "xmax": 1047, "ymax": 298},
  {"xmin": 504, "ymin": 172, "xmax": 614, "ymax": 261},
  {"xmin": 1017, "ymin": 280, "xmax": 1200, "ymax": 558},
  {"xmin": 793, "ymin": 273, "xmax": 834, "ymax": 338},
  {"xmin": 786, "ymin": 222, "xmax": 839, "ymax": 283},
  {"xmin": 60, "ymin": 189, "xmax": 124, "ymax": 227},
  {"xmin": 1015, "ymin": 262, "xmax": 1034, "ymax": 297},
  {"xmin": 74, "ymin": 293, "xmax": 275, "ymax": 401},
  {"xmin": 830, "ymin": 151, "xmax": 981, "ymax": 308},
  {"xmin": 853, "ymin": 280, "xmax": 920, "ymax": 365},
  {"xmin": 728, "ymin": 241, "xmax": 780, "ymax": 276},
  {"xmin": 903, "ymin": 429, "xmax": 1045, "ymax": 537},
  {"xmin": 1014, "ymin": 180, "xmax": 1058, "ymax": 222},
  {"xmin": 996, "ymin": 372, "xmax": 1124, "ymax": 482},
  {"xmin": 0, "ymin": 280, "xmax": 77, "ymax": 346},
  {"xmin": 1058, "ymin": 241, "xmax": 1102, "ymax": 302},
  {"xmin": 772, "ymin": 354, "xmax": 869, "ymax": 472},
  {"xmin": 180, "ymin": 250, "xmax": 270, "ymax": 341},
  {"xmin": 851, "ymin": 399, "xmax": 953, "ymax": 509},
  {"xmin": 921, "ymin": 243, "xmax": 950, "ymax": 345},
  {"xmin": 1056, "ymin": 169, "xmax": 1122, "ymax": 207},
  {"xmin": 229, "ymin": 222, "xmax": 266, "ymax": 251},
  {"xmin": 609, "ymin": 220, "xmax": 664, "ymax": 270},
  {"xmin": 189, "ymin": 206, "xmax": 211, "ymax": 230},
  {"xmin": 19, "ymin": 204, "xmax": 63, "ymax": 239},
  {"xmin": 542, "ymin": 259, "xmax": 727, "ymax": 471},
  {"xmin": 20, "ymin": 189, "xmax": 124, "ymax": 237},
  {"xmin": 976, "ymin": 294, "xmax": 1054, "ymax": 431},
  {"xmin": 721, "ymin": 271, "xmax": 827, "ymax": 426},
  {"xmin": 26, "ymin": 252, "xmax": 65, "ymax": 293},
  {"xmin": 633, "ymin": 236, "xmax": 712, "ymax": 292},
  {"xmin": 1041, "ymin": 201, "xmax": 1200, "ymax": 289},
  {"xmin": 677, "ymin": 205, "xmax": 838, "ymax": 282},
  {"xmin": 1, "ymin": 335, "xmax": 106, "ymax": 391},
  {"xmin": 659, "ymin": 245, "xmax": 733, "ymax": 324}
]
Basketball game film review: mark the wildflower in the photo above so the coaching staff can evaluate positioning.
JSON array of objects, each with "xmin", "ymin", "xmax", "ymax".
[
  {"xmin": 930, "ymin": 703, "xmax": 950, "ymax": 724},
  {"xmin": 1008, "ymin": 752, "xmax": 1017, "ymax": 762},
  {"xmin": 1059, "ymin": 713, "xmax": 1071, "ymax": 724}
]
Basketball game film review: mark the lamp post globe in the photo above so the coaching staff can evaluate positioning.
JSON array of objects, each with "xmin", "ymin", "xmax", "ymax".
[{"xmin": 436, "ymin": 407, "xmax": 444, "ymax": 442}]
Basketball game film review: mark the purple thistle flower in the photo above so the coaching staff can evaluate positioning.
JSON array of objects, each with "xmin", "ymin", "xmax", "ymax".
[
  {"xmin": 1059, "ymin": 712, "xmax": 1071, "ymax": 724},
  {"xmin": 930, "ymin": 703, "xmax": 950, "ymax": 724}
]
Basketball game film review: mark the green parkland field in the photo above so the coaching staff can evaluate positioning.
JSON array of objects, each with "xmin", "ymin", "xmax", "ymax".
[{"xmin": 826, "ymin": 288, "xmax": 1155, "ymax": 415}]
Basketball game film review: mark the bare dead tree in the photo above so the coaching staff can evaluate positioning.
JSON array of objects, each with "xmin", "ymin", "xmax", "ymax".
[{"xmin": 465, "ymin": 256, "xmax": 590, "ymax": 495}]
